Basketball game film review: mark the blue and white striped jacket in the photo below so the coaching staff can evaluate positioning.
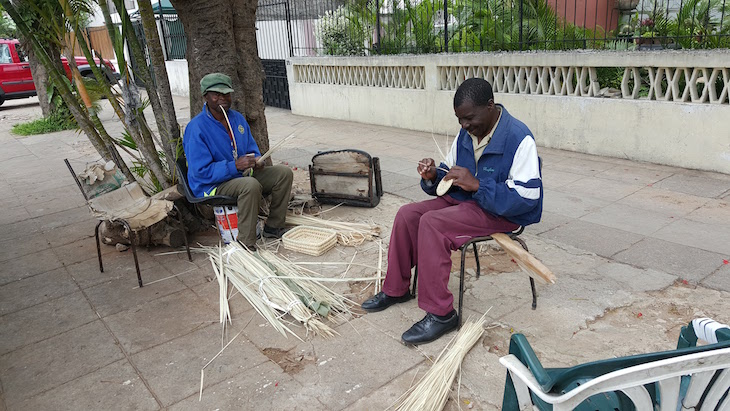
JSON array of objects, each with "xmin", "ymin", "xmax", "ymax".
[{"xmin": 422, "ymin": 104, "xmax": 543, "ymax": 226}]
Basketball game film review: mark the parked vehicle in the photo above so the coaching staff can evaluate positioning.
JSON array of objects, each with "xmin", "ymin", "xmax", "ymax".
[{"xmin": 0, "ymin": 38, "xmax": 120, "ymax": 106}]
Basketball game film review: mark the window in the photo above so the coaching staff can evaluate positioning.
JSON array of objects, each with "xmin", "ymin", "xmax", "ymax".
[
  {"xmin": 15, "ymin": 44, "xmax": 28, "ymax": 62},
  {"xmin": 0, "ymin": 44, "xmax": 12, "ymax": 64}
]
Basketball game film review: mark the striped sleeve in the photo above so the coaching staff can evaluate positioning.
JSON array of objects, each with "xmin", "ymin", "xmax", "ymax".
[{"xmin": 506, "ymin": 136, "xmax": 541, "ymax": 200}]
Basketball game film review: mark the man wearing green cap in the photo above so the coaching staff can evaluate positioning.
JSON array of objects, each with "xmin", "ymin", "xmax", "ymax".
[{"xmin": 183, "ymin": 72, "xmax": 293, "ymax": 248}]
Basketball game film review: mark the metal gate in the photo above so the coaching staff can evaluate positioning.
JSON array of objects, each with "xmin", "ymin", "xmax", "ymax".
[{"xmin": 256, "ymin": 0, "xmax": 293, "ymax": 109}]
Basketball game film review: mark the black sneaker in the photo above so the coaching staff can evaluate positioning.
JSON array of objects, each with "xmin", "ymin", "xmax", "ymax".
[{"xmin": 262, "ymin": 225, "xmax": 289, "ymax": 239}]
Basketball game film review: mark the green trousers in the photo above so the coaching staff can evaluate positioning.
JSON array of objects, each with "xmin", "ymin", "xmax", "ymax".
[{"xmin": 216, "ymin": 165, "xmax": 293, "ymax": 246}]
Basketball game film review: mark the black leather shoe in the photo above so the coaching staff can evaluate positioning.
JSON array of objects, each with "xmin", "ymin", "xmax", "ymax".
[
  {"xmin": 361, "ymin": 291, "xmax": 412, "ymax": 312},
  {"xmin": 401, "ymin": 311, "xmax": 459, "ymax": 345},
  {"xmin": 262, "ymin": 225, "xmax": 289, "ymax": 239}
]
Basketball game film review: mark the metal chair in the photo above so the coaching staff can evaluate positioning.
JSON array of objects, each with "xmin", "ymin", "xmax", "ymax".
[
  {"xmin": 65, "ymin": 158, "xmax": 191, "ymax": 288},
  {"xmin": 411, "ymin": 227, "xmax": 536, "ymax": 328},
  {"xmin": 174, "ymin": 157, "xmax": 237, "ymax": 208}
]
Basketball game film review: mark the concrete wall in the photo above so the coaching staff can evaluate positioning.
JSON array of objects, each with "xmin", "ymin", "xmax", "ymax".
[{"xmin": 287, "ymin": 51, "xmax": 730, "ymax": 174}]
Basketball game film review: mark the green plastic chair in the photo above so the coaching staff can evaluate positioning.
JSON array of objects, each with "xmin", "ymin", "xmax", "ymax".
[{"xmin": 500, "ymin": 318, "xmax": 730, "ymax": 410}]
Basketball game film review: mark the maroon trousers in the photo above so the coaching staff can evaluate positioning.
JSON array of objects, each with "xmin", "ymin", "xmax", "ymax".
[{"xmin": 382, "ymin": 195, "xmax": 519, "ymax": 316}]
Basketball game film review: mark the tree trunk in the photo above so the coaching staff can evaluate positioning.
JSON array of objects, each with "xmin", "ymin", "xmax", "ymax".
[
  {"xmin": 137, "ymin": 0, "xmax": 181, "ymax": 173},
  {"xmin": 171, "ymin": 0, "xmax": 269, "ymax": 155},
  {"xmin": 24, "ymin": 41, "xmax": 57, "ymax": 116}
]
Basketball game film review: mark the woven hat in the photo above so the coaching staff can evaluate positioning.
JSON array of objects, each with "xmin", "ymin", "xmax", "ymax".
[{"xmin": 200, "ymin": 73, "xmax": 234, "ymax": 95}]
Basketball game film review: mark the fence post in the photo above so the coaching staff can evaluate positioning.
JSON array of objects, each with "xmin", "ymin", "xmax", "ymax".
[
  {"xmin": 285, "ymin": 0, "xmax": 293, "ymax": 57},
  {"xmin": 519, "ymin": 0, "xmax": 524, "ymax": 50},
  {"xmin": 375, "ymin": 0, "xmax": 382, "ymax": 54},
  {"xmin": 443, "ymin": 0, "xmax": 448, "ymax": 52}
]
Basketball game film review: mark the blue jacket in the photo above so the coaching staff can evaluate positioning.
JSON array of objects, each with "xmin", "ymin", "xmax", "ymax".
[
  {"xmin": 183, "ymin": 104, "xmax": 261, "ymax": 197},
  {"xmin": 422, "ymin": 105, "xmax": 543, "ymax": 226}
]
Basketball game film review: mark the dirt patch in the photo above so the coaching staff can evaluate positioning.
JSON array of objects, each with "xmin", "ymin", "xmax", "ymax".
[
  {"xmin": 453, "ymin": 245, "xmax": 518, "ymax": 275},
  {"xmin": 262, "ymin": 347, "xmax": 314, "ymax": 375},
  {"xmin": 481, "ymin": 324, "xmax": 513, "ymax": 354}
]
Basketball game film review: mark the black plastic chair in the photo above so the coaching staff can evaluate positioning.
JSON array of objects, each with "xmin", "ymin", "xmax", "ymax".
[
  {"xmin": 411, "ymin": 227, "xmax": 536, "ymax": 328},
  {"xmin": 175, "ymin": 157, "xmax": 237, "ymax": 208}
]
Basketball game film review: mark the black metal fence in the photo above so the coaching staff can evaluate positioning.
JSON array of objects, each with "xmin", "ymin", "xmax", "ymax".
[{"xmin": 252, "ymin": 0, "xmax": 728, "ymax": 56}]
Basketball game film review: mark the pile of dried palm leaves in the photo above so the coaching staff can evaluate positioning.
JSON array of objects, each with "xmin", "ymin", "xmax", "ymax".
[
  {"xmin": 204, "ymin": 242, "xmax": 357, "ymax": 340},
  {"xmin": 286, "ymin": 213, "xmax": 381, "ymax": 246},
  {"xmin": 390, "ymin": 314, "xmax": 488, "ymax": 411}
]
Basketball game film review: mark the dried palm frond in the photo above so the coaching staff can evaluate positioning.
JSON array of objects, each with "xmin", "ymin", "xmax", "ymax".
[
  {"xmin": 286, "ymin": 213, "xmax": 381, "ymax": 246},
  {"xmin": 203, "ymin": 243, "xmax": 336, "ymax": 339},
  {"xmin": 390, "ymin": 313, "xmax": 488, "ymax": 411}
]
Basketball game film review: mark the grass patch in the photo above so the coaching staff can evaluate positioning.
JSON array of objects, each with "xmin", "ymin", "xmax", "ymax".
[{"xmin": 11, "ymin": 111, "xmax": 76, "ymax": 136}]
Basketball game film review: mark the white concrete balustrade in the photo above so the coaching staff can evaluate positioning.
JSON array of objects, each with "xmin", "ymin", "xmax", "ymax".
[{"xmin": 287, "ymin": 50, "xmax": 730, "ymax": 174}]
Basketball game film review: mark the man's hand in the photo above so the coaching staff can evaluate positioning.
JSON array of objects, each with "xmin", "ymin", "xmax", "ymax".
[
  {"xmin": 235, "ymin": 154, "xmax": 259, "ymax": 172},
  {"xmin": 417, "ymin": 158, "xmax": 437, "ymax": 182},
  {"xmin": 444, "ymin": 166, "xmax": 479, "ymax": 192}
]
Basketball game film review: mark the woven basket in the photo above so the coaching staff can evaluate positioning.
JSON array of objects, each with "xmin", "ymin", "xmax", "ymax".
[{"xmin": 282, "ymin": 226, "xmax": 338, "ymax": 256}]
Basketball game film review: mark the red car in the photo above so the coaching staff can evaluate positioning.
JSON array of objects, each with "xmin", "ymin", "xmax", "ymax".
[{"xmin": 0, "ymin": 38, "xmax": 120, "ymax": 106}]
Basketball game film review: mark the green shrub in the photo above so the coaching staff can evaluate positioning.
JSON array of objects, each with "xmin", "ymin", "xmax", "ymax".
[{"xmin": 11, "ymin": 108, "xmax": 76, "ymax": 136}]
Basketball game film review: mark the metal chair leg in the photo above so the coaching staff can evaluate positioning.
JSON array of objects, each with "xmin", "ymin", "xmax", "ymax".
[
  {"xmin": 411, "ymin": 267, "xmax": 418, "ymax": 297},
  {"xmin": 457, "ymin": 244, "xmax": 470, "ymax": 329},
  {"xmin": 95, "ymin": 221, "xmax": 104, "ymax": 273},
  {"xmin": 472, "ymin": 241, "xmax": 481, "ymax": 279},
  {"xmin": 122, "ymin": 221, "xmax": 143, "ymax": 288},
  {"xmin": 513, "ymin": 236, "xmax": 537, "ymax": 310},
  {"xmin": 173, "ymin": 205, "xmax": 192, "ymax": 262}
]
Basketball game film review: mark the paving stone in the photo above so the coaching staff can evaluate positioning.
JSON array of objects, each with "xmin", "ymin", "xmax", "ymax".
[
  {"xmin": 527, "ymin": 211, "xmax": 571, "ymax": 235},
  {"xmin": 542, "ymin": 190, "xmax": 611, "ymax": 218},
  {"xmin": 579, "ymin": 203, "xmax": 676, "ymax": 236},
  {"xmin": 84, "ymin": 265, "xmax": 188, "ymax": 318},
  {"xmin": 701, "ymin": 264, "xmax": 730, "ymax": 292},
  {"xmin": 103, "ymin": 290, "xmax": 214, "ymax": 354},
  {"xmin": 24, "ymin": 195, "xmax": 86, "ymax": 218},
  {"xmin": 651, "ymin": 172, "xmax": 730, "ymax": 199},
  {"xmin": 132, "ymin": 323, "xmax": 269, "ymax": 406},
  {"xmin": 613, "ymin": 237, "xmax": 724, "ymax": 283},
  {"xmin": 594, "ymin": 261, "xmax": 677, "ymax": 292},
  {"xmin": 683, "ymin": 198, "xmax": 730, "ymax": 226},
  {"xmin": 0, "ymin": 234, "xmax": 50, "ymax": 263},
  {"xmin": 651, "ymin": 218, "xmax": 730, "ymax": 255},
  {"xmin": 0, "ymin": 206, "xmax": 31, "ymax": 227},
  {"xmin": 0, "ymin": 267, "xmax": 79, "ymax": 316},
  {"xmin": 0, "ymin": 321, "xmax": 124, "ymax": 407},
  {"xmin": 542, "ymin": 156, "xmax": 616, "ymax": 176},
  {"xmin": 553, "ymin": 176, "xmax": 644, "ymax": 202},
  {"xmin": 617, "ymin": 187, "xmax": 710, "ymax": 217},
  {"xmin": 381, "ymin": 170, "xmax": 419, "ymax": 194},
  {"xmin": 346, "ymin": 362, "xmax": 430, "ymax": 411},
  {"xmin": 168, "ymin": 361, "xmax": 323, "ymax": 410},
  {"xmin": 393, "ymin": 183, "xmax": 431, "ymax": 203},
  {"xmin": 540, "ymin": 169, "xmax": 583, "ymax": 189},
  {"xmin": 0, "ymin": 291, "xmax": 96, "ymax": 355},
  {"xmin": 0, "ymin": 248, "xmax": 63, "ymax": 285},
  {"xmin": 288, "ymin": 316, "xmax": 424, "ymax": 410},
  {"xmin": 52, "ymin": 235, "xmax": 118, "ymax": 266},
  {"xmin": 500, "ymin": 274, "xmax": 634, "ymax": 337},
  {"xmin": 594, "ymin": 165, "xmax": 674, "ymax": 186},
  {"xmin": 11, "ymin": 359, "xmax": 158, "ymax": 411},
  {"xmin": 538, "ymin": 220, "xmax": 643, "ymax": 258},
  {"xmin": 41, "ymin": 219, "xmax": 97, "ymax": 249},
  {"xmin": 64, "ymin": 250, "xmax": 160, "ymax": 290}
]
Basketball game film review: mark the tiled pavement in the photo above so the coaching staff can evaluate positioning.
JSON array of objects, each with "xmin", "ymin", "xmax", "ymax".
[{"xmin": 1, "ymin": 96, "xmax": 729, "ymax": 410}]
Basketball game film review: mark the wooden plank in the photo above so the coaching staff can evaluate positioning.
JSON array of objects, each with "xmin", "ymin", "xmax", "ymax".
[
  {"xmin": 313, "ymin": 151, "xmax": 370, "ymax": 173},
  {"xmin": 491, "ymin": 233, "xmax": 556, "ymax": 285}
]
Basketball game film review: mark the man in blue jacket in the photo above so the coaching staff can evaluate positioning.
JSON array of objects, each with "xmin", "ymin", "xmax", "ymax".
[
  {"xmin": 183, "ymin": 73, "xmax": 293, "ymax": 249},
  {"xmin": 362, "ymin": 78, "xmax": 542, "ymax": 345}
]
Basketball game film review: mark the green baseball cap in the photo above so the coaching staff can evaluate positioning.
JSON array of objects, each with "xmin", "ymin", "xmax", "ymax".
[{"xmin": 200, "ymin": 73, "xmax": 234, "ymax": 95}]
